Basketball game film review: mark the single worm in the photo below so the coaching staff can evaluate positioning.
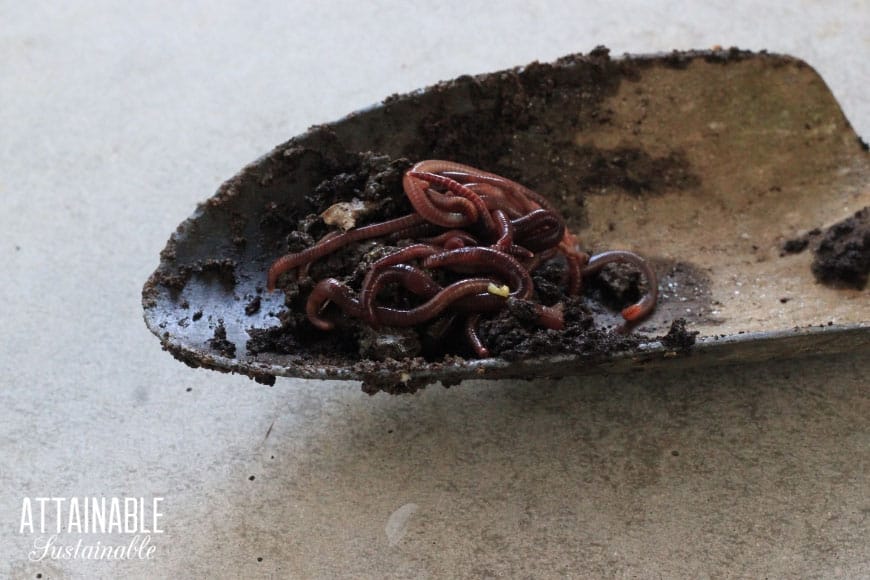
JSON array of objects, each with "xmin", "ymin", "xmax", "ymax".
[
  {"xmin": 524, "ymin": 300, "xmax": 565, "ymax": 330},
  {"xmin": 491, "ymin": 209, "xmax": 514, "ymax": 252},
  {"xmin": 297, "ymin": 230, "xmax": 341, "ymax": 280},
  {"xmin": 582, "ymin": 250, "xmax": 658, "ymax": 321},
  {"xmin": 464, "ymin": 314, "xmax": 490, "ymax": 358},
  {"xmin": 565, "ymin": 252, "xmax": 584, "ymax": 296}
]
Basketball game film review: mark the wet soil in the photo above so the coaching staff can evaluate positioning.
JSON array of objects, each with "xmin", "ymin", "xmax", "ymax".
[
  {"xmin": 779, "ymin": 207, "xmax": 869, "ymax": 290},
  {"xmin": 811, "ymin": 207, "xmax": 870, "ymax": 290},
  {"xmin": 478, "ymin": 297, "xmax": 641, "ymax": 361}
]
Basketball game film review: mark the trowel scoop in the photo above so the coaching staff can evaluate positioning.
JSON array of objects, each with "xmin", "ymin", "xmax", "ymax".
[{"xmin": 142, "ymin": 49, "xmax": 869, "ymax": 393}]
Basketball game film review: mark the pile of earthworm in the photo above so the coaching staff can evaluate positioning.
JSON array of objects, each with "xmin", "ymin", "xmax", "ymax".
[{"xmin": 267, "ymin": 160, "xmax": 658, "ymax": 357}]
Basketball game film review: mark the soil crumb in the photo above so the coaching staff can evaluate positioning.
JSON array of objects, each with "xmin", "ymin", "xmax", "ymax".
[
  {"xmin": 358, "ymin": 326, "xmax": 422, "ymax": 361},
  {"xmin": 587, "ymin": 262, "xmax": 643, "ymax": 312},
  {"xmin": 659, "ymin": 318, "xmax": 698, "ymax": 352},
  {"xmin": 159, "ymin": 258, "xmax": 236, "ymax": 292},
  {"xmin": 208, "ymin": 322, "xmax": 236, "ymax": 358},
  {"xmin": 479, "ymin": 297, "xmax": 641, "ymax": 361},
  {"xmin": 811, "ymin": 206, "xmax": 870, "ymax": 290},
  {"xmin": 245, "ymin": 296, "xmax": 262, "ymax": 315},
  {"xmin": 780, "ymin": 228, "xmax": 821, "ymax": 256}
]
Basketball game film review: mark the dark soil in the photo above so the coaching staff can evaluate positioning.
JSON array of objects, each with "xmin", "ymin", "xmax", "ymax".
[
  {"xmin": 244, "ymin": 296, "xmax": 262, "ymax": 316},
  {"xmin": 780, "ymin": 228, "xmax": 821, "ymax": 256},
  {"xmin": 587, "ymin": 262, "xmax": 644, "ymax": 312},
  {"xmin": 208, "ymin": 322, "xmax": 236, "ymax": 358},
  {"xmin": 660, "ymin": 318, "xmax": 698, "ymax": 352},
  {"xmin": 479, "ymin": 297, "xmax": 641, "ymax": 361},
  {"xmin": 780, "ymin": 208, "xmax": 870, "ymax": 290},
  {"xmin": 811, "ymin": 207, "xmax": 870, "ymax": 290}
]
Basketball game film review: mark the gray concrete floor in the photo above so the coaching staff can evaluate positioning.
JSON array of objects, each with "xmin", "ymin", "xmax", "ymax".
[{"xmin": 1, "ymin": 1, "xmax": 868, "ymax": 578}]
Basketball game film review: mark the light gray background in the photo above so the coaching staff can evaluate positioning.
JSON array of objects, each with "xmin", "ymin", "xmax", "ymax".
[{"xmin": 1, "ymin": 1, "xmax": 868, "ymax": 578}]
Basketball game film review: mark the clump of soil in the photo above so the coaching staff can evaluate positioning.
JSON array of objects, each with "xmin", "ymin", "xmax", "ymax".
[
  {"xmin": 811, "ymin": 206, "xmax": 870, "ymax": 290},
  {"xmin": 660, "ymin": 318, "xmax": 698, "ymax": 351},
  {"xmin": 244, "ymin": 296, "xmax": 261, "ymax": 315},
  {"xmin": 586, "ymin": 262, "xmax": 644, "ymax": 312},
  {"xmin": 358, "ymin": 326, "xmax": 422, "ymax": 361},
  {"xmin": 780, "ymin": 228, "xmax": 821, "ymax": 256},
  {"xmin": 142, "ymin": 255, "xmax": 235, "ymax": 308},
  {"xmin": 479, "ymin": 297, "xmax": 641, "ymax": 361},
  {"xmin": 208, "ymin": 322, "xmax": 236, "ymax": 358}
]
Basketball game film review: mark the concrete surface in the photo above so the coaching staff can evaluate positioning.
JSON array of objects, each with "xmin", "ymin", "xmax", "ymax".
[{"xmin": 1, "ymin": 1, "xmax": 868, "ymax": 578}]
